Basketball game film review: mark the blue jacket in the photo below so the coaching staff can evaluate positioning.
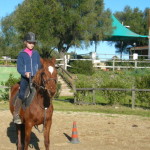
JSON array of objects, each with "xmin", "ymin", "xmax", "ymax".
[{"xmin": 17, "ymin": 49, "xmax": 41, "ymax": 77}]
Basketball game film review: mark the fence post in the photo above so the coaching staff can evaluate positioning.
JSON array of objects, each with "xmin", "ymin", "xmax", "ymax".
[
  {"xmin": 73, "ymin": 85, "xmax": 77, "ymax": 104},
  {"xmin": 64, "ymin": 55, "xmax": 68, "ymax": 70},
  {"xmin": 134, "ymin": 60, "xmax": 137, "ymax": 69},
  {"xmin": 92, "ymin": 85, "xmax": 96, "ymax": 104},
  {"xmin": 132, "ymin": 86, "xmax": 135, "ymax": 109},
  {"xmin": 113, "ymin": 59, "xmax": 115, "ymax": 71}
]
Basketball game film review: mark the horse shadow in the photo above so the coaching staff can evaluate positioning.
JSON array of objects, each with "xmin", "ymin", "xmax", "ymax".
[{"xmin": 7, "ymin": 122, "xmax": 40, "ymax": 150}]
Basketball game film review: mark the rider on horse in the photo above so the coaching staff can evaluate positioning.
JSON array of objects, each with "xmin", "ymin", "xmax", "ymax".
[{"xmin": 13, "ymin": 32, "xmax": 41, "ymax": 124}]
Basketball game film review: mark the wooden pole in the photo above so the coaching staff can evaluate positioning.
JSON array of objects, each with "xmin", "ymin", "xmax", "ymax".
[
  {"xmin": 64, "ymin": 55, "xmax": 67, "ymax": 70},
  {"xmin": 92, "ymin": 85, "xmax": 96, "ymax": 105},
  {"xmin": 113, "ymin": 59, "xmax": 115, "ymax": 71},
  {"xmin": 73, "ymin": 85, "xmax": 77, "ymax": 104},
  {"xmin": 134, "ymin": 60, "xmax": 137, "ymax": 69},
  {"xmin": 132, "ymin": 86, "xmax": 135, "ymax": 109}
]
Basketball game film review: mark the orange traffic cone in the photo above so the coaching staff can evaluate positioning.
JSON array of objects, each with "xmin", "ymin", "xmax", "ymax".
[{"xmin": 70, "ymin": 121, "xmax": 80, "ymax": 144}]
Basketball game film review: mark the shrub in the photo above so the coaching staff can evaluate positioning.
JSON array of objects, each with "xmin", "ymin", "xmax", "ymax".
[
  {"xmin": 0, "ymin": 74, "xmax": 20, "ymax": 100},
  {"xmin": 101, "ymin": 80, "xmax": 130, "ymax": 105},
  {"xmin": 135, "ymin": 74, "xmax": 150, "ymax": 107},
  {"xmin": 75, "ymin": 70, "xmax": 134, "ymax": 105},
  {"xmin": 68, "ymin": 60, "xmax": 95, "ymax": 75}
]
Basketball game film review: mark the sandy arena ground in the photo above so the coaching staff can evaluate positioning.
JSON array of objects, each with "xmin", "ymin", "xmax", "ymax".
[{"xmin": 0, "ymin": 110, "xmax": 150, "ymax": 150}]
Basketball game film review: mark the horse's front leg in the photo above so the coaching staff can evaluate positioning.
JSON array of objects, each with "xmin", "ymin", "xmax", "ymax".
[
  {"xmin": 24, "ymin": 123, "xmax": 33, "ymax": 150},
  {"xmin": 44, "ymin": 119, "xmax": 52, "ymax": 150},
  {"xmin": 21, "ymin": 124, "xmax": 25, "ymax": 149},
  {"xmin": 16, "ymin": 124, "xmax": 22, "ymax": 150}
]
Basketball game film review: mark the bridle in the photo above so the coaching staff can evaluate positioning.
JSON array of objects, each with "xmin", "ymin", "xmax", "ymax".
[
  {"xmin": 33, "ymin": 71, "xmax": 57, "ymax": 97},
  {"xmin": 41, "ymin": 72, "xmax": 57, "ymax": 86}
]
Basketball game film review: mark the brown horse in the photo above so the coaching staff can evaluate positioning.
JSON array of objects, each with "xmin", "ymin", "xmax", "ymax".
[{"xmin": 9, "ymin": 58, "xmax": 57, "ymax": 150}]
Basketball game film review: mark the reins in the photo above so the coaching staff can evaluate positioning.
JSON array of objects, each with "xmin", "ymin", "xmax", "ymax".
[{"xmin": 32, "ymin": 72, "xmax": 57, "ymax": 133}]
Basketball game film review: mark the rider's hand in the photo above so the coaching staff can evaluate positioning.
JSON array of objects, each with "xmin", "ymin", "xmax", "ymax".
[{"xmin": 25, "ymin": 72, "xmax": 31, "ymax": 78}]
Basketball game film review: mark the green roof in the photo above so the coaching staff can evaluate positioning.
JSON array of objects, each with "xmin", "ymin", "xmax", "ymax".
[{"xmin": 107, "ymin": 15, "xmax": 148, "ymax": 41}]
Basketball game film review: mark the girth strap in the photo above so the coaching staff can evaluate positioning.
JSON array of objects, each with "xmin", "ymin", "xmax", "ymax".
[{"xmin": 34, "ymin": 107, "xmax": 47, "ymax": 133}]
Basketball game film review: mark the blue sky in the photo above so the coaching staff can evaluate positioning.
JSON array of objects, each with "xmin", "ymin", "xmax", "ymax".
[
  {"xmin": 0, "ymin": 0, "xmax": 149, "ymax": 59},
  {"xmin": 104, "ymin": 0, "xmax": 150, "ymax": 13},
  {"xmin": 0, "ymin": 0, "xmax": 149, "ymax": 18},
  {"xmin": 0, "ymin": 0, "xmax": 24, "ymax": 19}
]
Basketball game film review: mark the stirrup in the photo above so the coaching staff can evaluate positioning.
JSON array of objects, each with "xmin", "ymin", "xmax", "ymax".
[{"xmin": 13, "ymin": 115, "xmax": 22, "ymax": 124}]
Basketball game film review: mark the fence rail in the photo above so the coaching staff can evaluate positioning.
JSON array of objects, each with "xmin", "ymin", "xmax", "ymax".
[
  {"xmin": 1, "ymin": 57, "xmax": 150, "ymax": 70},
  {"xmin": 76, "ymin": 87, "xmax": 150, "ymax": 92},
  {"xmin": 75, "ymin": 87, "xmax": 150, "ymax": 109},
  {"xmin": 1, "ymin": 84, "xmax": 150, "ymax": 109},
  {"xmin": 1, "ymin": 57, "xmax": 150, "ymax": 109},
  {"xmin": 0, "ymin": 86, "xmax": 9, "ymax": 89}
]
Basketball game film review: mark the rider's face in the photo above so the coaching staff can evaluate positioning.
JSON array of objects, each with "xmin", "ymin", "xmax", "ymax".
[{"xmin": 26, "ymin": 41, "xmax": 35, "ymax": 50}]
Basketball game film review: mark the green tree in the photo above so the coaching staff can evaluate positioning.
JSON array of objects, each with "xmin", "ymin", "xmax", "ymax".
[
  {"xmin": 0, "ymin": 35, "xmax": 6, "ymax": 57},
  {"xmin": 12, "ymin": 0, "xmax": 112, "ymax": 58},
  {"xmin": 0, "ymin": 14, "xmax": 22, "ymax": 58}
]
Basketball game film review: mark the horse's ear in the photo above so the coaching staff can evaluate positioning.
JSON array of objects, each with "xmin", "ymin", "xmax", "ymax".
[{"xmin": 51, "ymin": 57, "xmax": 56, "ymax": 64}]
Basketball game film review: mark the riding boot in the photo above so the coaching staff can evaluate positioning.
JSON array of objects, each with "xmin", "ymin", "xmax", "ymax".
[{"xmin": 13, "ymin": 97, "xmax": 22, "ymax": 124}]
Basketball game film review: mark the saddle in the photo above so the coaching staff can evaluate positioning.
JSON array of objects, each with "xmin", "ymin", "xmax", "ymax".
[
  {"xmin": 24, "ymin": 85, "xmax": 36, "ymax": 107},
  {"xmin": 13, "ymin": 85, "xmax": 36, "ymax": 109}
]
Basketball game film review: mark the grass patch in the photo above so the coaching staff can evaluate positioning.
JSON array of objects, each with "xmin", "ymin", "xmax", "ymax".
[
  {"xmin": 1, "ymin": 100, "xmax": 150, "ymax": 118},
  {"xmin": 53, "ymin": 100, "xmax": 150, "ymax": 118}
]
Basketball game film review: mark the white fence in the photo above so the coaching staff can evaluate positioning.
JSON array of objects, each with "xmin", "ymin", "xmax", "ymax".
[{"xmin": 1, "ymin": 53, "xmax": 150, "ymax": 71}]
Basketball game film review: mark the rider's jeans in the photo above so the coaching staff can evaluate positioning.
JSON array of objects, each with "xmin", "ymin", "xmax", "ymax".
[{"xmin": 18, "ymin": 76, "xmax": 29, "ymax": 101}]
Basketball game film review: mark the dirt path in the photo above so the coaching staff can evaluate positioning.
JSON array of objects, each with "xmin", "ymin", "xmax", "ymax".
[{"xmin": 0, "ymin": 110, "xmax": 150, "ymax": 150}]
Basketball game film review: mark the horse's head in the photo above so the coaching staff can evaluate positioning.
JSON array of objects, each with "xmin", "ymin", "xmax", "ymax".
[{"xmin": 33, "ymin": 57, "xmax": 57, "ymax": 98}]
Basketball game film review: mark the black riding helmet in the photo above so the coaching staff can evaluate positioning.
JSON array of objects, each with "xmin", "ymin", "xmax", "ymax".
[{"xmin": 24, "ymin": 32, "xmax": 36, "ymax": 43}]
